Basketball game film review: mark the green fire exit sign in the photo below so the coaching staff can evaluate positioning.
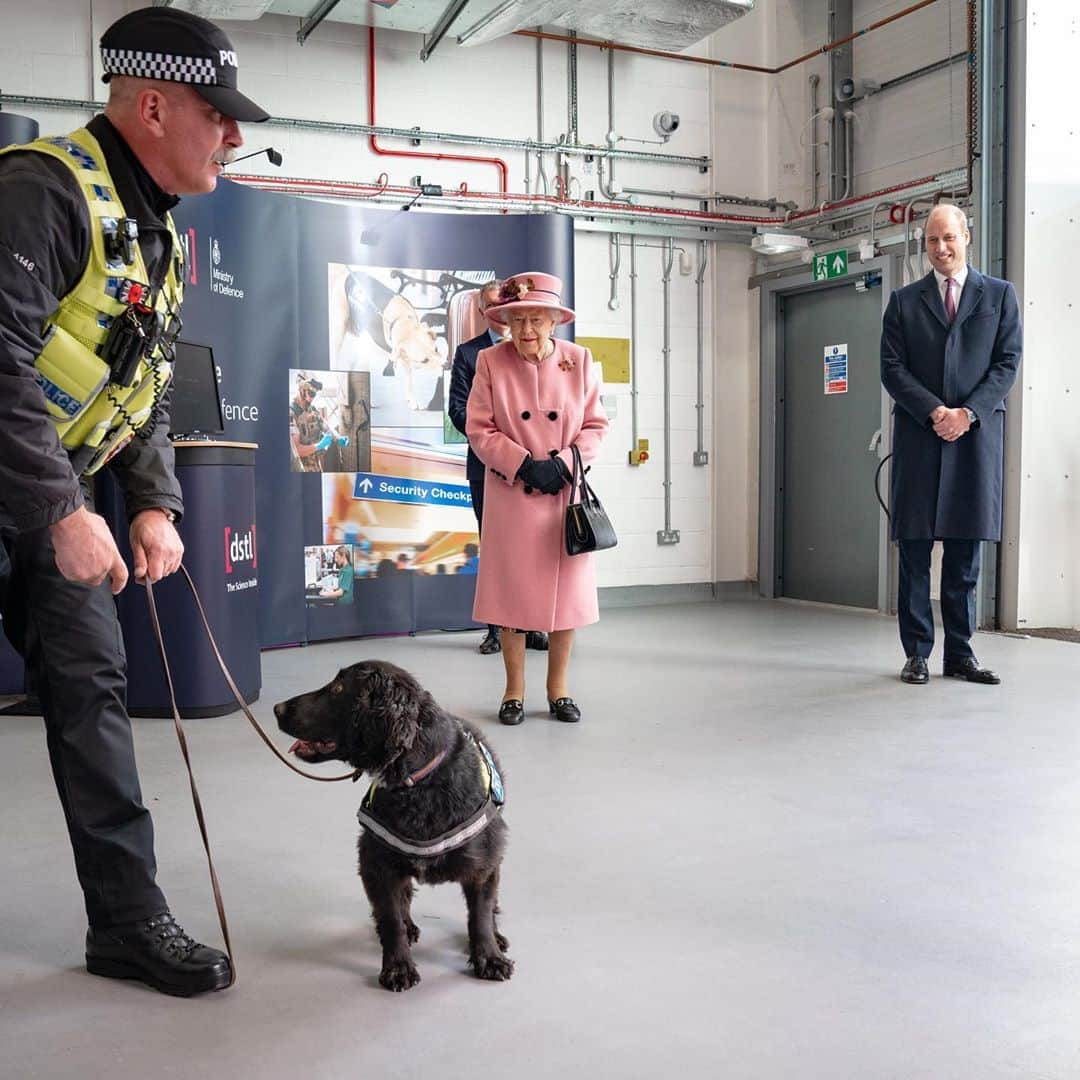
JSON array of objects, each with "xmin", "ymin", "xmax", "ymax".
[{"xmin": 813, "ymin": 249, "xmax": 848, "ymax": 281}]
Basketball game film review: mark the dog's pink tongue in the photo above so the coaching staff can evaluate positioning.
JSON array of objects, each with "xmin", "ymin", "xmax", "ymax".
[{"xmin": 289, "ymin": 739, "xmax": 304, "ymax": 755}]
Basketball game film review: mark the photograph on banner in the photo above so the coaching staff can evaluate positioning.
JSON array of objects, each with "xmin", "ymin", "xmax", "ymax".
[
  {"xmin": 304, "ymin": 544, "xmax": 357, "ymax": 607},
  {"xmin": 288, "ymin": 368, "xmax": 371, "ymax": 473},
  {"xmin": 321, "ymin": 472, "xmax": 479, "ymax": 576},
  {"xmin": 326, "ymin": 262, "xmax": 493, "ymax": 435}
]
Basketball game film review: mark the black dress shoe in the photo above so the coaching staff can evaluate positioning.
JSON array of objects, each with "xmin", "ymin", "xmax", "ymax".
[
  {"xmin": 86, "ymin": 911, "xmax": 230, "ymax": 997},
  {"xmin": 900, "ymin": 656, "xmax": 929, "ymax": 684},
  {"xmin": 548, "ymin": 697, "xmax": 581, "ymax": 723},
  {"xmin": 525, "ymin": 631, "xmax": 549, "ymax": 651},
  {"xmin": 943, "ymin": 656, "xmax": 1001, "ymax": 684},
  {"xmin": 498, "ymin": 699, "xmax": 525, "ymax": 725},
  {"xmin": 479, "ymin": 627, "xmax": 501, "ymax": 655}
]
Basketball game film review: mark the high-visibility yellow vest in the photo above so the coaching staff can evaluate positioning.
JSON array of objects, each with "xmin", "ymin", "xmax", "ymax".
[{"xmin": 0, "ymin": 127, "xmax": 184, "ymax": 474}]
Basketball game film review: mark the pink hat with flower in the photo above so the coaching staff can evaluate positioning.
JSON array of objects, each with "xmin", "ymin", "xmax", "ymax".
[{"xmin": 483, "ymin": 272, "xmax": 575, "ymax": 326}]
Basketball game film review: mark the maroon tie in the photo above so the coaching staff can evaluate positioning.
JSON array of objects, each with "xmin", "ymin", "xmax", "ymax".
[{"xmin": 944, "ymin": 277, "xmax": 957, "ymax": 321}]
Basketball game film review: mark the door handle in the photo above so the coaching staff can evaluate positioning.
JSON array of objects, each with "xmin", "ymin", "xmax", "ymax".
[{"xmin": 867, "ymin": 428, "xmax": 882, "ymax": 454}]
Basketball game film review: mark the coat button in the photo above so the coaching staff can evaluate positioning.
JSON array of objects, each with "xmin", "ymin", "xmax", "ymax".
[
  {"xmin": 521, "ymin": 410, "xmax": 531, "ymax": 420},
  {"xmin": 547, "ymin": 410, "xmax": 558, "ymax": 421}
]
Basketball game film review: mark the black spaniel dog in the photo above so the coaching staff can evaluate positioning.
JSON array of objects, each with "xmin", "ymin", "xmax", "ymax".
[{"xmin": 274, "ymin": 660, "xmax": 512, "ymax": 991}]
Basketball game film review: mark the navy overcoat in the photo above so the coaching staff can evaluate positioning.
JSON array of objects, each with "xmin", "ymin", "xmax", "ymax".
[{"xmin": 880, "ymin": 268, "xmax": 1022, "ymax": 540}]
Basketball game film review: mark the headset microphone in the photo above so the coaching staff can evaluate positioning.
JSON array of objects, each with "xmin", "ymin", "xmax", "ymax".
[{"xmin": 224, "ymin": 147, "xmax": 283, "ymax": 168}]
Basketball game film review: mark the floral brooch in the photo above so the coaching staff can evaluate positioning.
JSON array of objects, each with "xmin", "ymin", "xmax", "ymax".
[
  {"xmin": 498, "ymin": 278, "xmax": 533, "ymax": 303},
  {"xmin": 558, "ymin": 355, "xmax": 576, "ymax": 372}
]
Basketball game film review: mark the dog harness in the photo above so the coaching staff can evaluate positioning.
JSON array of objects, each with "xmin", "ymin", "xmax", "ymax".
[{"xmin": 357, "ymin": 730, "xmax": 504, "ymax": 859}]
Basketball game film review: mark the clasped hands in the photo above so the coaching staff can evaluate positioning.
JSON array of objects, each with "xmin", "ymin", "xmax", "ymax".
[
  {"xmin": 930, "ymin": 405, "xmax": 972, "ymax": 443},
  {"xmin": 517, "ymin": 454, "xmax": 571, "ymax": 495}
]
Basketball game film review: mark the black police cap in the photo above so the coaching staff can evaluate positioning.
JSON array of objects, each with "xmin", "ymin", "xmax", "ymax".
[{"xmin": 100, "ymin": 6, "xmax": 269, "ymax": 123}]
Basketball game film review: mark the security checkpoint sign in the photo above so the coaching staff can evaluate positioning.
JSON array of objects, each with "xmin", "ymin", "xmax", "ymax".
[
  {"xmin": 352, "ymin": 472, "xmax": 472, "ymax": 509},
  {"xmin": 813, "ymin": 249, "xmax": 848, "ymax": 281},
  {"xmin": 824, "ymin": 343, "xmax": 848, "ymax": 395}
]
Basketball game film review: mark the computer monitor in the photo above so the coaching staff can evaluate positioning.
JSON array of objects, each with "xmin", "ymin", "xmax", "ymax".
[{"xmin": 169, "ymin": 341, "xmax": 224, "ymax": 439}]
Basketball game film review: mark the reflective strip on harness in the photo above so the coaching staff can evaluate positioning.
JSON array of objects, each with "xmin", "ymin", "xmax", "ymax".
[{"xmin": 356, "ymin": 800, "xmax": 500, "ymax": 859}]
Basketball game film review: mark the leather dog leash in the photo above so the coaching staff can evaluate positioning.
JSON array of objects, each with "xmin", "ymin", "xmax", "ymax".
[{"xmin": 142, "ymin": 563, "xmax": 361, "ymax": 985}]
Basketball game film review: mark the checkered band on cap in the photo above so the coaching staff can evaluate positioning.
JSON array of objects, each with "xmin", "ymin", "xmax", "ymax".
[{"xmin": 102, "ymin": 47, "xmax": 218, "ymax": 85}]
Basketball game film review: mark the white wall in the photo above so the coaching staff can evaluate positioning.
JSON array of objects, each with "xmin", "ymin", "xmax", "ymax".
[
  {"xmin": 4, "ymin": 0, "xmax": 772, "ymax": 592},
  {"xmin": 767, "ymin": 0, "xmax": 972, "ymax": 210},
  {"xmin": 1009, "ymin": 2, "xmax": 1080, "ymax": 629}
]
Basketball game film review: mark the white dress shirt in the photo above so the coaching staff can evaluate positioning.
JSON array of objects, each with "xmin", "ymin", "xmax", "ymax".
[{"xmin": 933, "ymin": 263, "xmax": 968, "ymax": 309}]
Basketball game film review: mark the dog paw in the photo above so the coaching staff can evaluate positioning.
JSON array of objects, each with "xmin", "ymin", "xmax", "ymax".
[
  {"xmin": 495, "ymin": 930, "xmax": 510, "ymax": 953},
  {"xmin": 471, "ymin": 952, "xmax": 514, "ymax": 981},
  {"xmin": 406, "ymin": 919, "xmax": 421, "ymax": 945},
  {"xmin": 380, "ymin": 958, "xmax": 421, "ymax": 992}
]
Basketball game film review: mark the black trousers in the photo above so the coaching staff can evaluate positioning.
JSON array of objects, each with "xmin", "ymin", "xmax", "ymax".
[
  {"xmin": 0, "ymin": 527, "xmax": 166, "ymax": 928},
  {"xmin": 896, "ymin": 538, "xmax": 980, "ymax": 662}
]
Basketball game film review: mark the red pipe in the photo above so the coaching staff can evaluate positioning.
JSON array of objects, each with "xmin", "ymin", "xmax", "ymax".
[
  {"xmin": 230, "ymin": 169, "xmax": 952, "ymax": 231},
  {"xmin": 367, "ymin": 25, "xmax": 508, "ymax": 196}
]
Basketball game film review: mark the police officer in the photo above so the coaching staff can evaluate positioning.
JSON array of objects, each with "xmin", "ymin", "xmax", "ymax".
[{"xmin": 0, "ymin": 7, "xmax": 268, "ymax": 996}]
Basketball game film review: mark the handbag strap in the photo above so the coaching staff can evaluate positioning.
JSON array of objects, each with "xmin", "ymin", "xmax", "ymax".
[{"xmin": 569, "ymin": 443, "xmax": 585, "ymax": 503}]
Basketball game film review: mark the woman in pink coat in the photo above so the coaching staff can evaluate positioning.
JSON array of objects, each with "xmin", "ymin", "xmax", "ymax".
[{"xmin": 466, "ymin": 272, "xmax": 609, "ymax": 726}]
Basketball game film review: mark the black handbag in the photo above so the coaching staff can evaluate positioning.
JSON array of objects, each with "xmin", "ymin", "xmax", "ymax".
[{"xmin": 565, "ymin": 444, "xmax": 617, "ymax": 556}]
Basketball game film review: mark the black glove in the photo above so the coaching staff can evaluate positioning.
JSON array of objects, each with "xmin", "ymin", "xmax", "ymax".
[{"xmin": 517, "ymin": 454, "xmax": 570, "ymax": 495}]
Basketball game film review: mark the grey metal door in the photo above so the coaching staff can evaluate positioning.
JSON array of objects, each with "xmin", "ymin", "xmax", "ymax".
[{"xmin": 779, "ymin": 282, "xmax": 884, "ymax": 608}]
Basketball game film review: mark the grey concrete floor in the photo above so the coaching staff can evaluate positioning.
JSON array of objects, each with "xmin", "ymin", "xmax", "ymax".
[{"xmin": 1, "ymin": 597, "xmax": 1079, "ymax": 1079}]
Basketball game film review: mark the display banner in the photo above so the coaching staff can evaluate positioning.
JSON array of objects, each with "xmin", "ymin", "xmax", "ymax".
[{"xmin": 172, "ymin": 181, "xmax": 574, "ymax": 647}]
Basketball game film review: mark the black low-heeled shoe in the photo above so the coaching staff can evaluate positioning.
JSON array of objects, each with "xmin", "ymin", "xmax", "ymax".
[
  {"xmin": 548, "ymin": 697, "xmax": 581, "ymax": 723},
  {"xmin": 498, "ymin": 699, "xmax": 525, "ymax": 725}
]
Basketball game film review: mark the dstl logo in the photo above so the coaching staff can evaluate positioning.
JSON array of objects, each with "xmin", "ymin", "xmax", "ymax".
[{"xmin": 224, "ymin": 525, "xmax": 257, "ymax": 574}]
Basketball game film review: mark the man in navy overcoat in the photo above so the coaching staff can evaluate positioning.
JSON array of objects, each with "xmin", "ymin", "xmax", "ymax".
[
  {"xmin": 880, "ymin": 204, "xmax": 1022, "ymax": 685},
  {"xmin": 449, "ymin": 281, "xmax": 548, "ymax": 655}
]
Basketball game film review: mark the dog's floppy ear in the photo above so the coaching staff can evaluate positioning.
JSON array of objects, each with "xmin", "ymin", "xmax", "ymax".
[{"xmin": 361, "ymin": 665, "xmax": 421, "ymax": 761}]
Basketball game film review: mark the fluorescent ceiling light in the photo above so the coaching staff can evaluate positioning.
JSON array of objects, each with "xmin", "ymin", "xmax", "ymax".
[{"xmin": 751, "ymin": 232, "xmax": 810, "ymax": 255}]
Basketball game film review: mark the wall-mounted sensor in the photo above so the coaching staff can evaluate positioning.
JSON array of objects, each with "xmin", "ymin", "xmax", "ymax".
[{"xmin": 652, "ymin": 111, "xmax": 680, "ymax": 141}]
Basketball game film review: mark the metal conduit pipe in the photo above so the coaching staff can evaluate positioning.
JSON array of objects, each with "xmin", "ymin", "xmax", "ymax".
[
  {"xmin": 903, "ymin": 193, "xmax": 942, "ymax": 283},
  {"xmin": 867, "ymin": 199, "xmax": 893, "ymax": 254},
  {"xmin": 694, "ymin": 240, "xmax": 709, "ymax": 466},
  {"xmin": 598, "ymin": 44, "xmax": 629, "ymax": 201},
  {"xmin": 621, "ymin": 186, "xmax": 708, "ymax": 204},
  {"xmin": 231, "ymin": 167, "xmax": 968, "ymax": 238},
  {"xmin": 840, "ymin": 110, "xmax": 855, "ymax": 200},
  {"xmin": 229, "ymin": 161, "xmax": 967, "ymax": 238},
  {"xmin": 977, "ymin": 0, "xmax": 993, "ymax": 273},
  {"xmin": 567, "ymin": 30, "xmax": 578, "ymax": 146},
  {"xmin": 608, "ymin": 234, "xmax": 621, "ymax": 310},
  {"xmin": 629, "ymin": 236, "xmax": 639, "ymax": 457},
  {"xmin": 809, "ymin": 73, "xmax": 820, "ymax": 205},
  {"xmin": 535, "ymin": 29, "xmax": 548, "ymax": 196},
  {"xmin": 658, "ymin": 238, "xmax": 677, "ymax": 544},
  {"xmin": 0, "ymin": 94, "xmax": 708, "ymax": 170}
]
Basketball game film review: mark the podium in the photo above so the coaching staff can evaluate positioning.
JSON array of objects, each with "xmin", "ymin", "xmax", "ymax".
[{"xmin": 105, "ymin": 441, "xmax": 261, "ymax": 718}]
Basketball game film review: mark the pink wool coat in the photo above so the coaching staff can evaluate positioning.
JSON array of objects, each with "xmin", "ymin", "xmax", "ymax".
[{"xmin": 466, "ymin": 338, "xmax": 609, "ymax": 631}]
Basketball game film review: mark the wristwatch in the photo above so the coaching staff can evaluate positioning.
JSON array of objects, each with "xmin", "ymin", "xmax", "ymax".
[
  {"xmin": 963, "ymin": 407, "xmax": 978, "ymax": 426},
  {"xmin": 156, "ymin": 508, "xmax": 177, "ymax": 523}
]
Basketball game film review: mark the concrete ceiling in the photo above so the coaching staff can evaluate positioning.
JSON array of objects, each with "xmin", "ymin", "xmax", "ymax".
[{"xmin": 169, "ymin": 0, "xmax": 754, "ymax": 51}]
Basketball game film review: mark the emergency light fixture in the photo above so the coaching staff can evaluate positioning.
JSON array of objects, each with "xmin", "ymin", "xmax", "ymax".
[{"xmin": 751, "ymin": 231, "xmax": 810, "ymax": 255}]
